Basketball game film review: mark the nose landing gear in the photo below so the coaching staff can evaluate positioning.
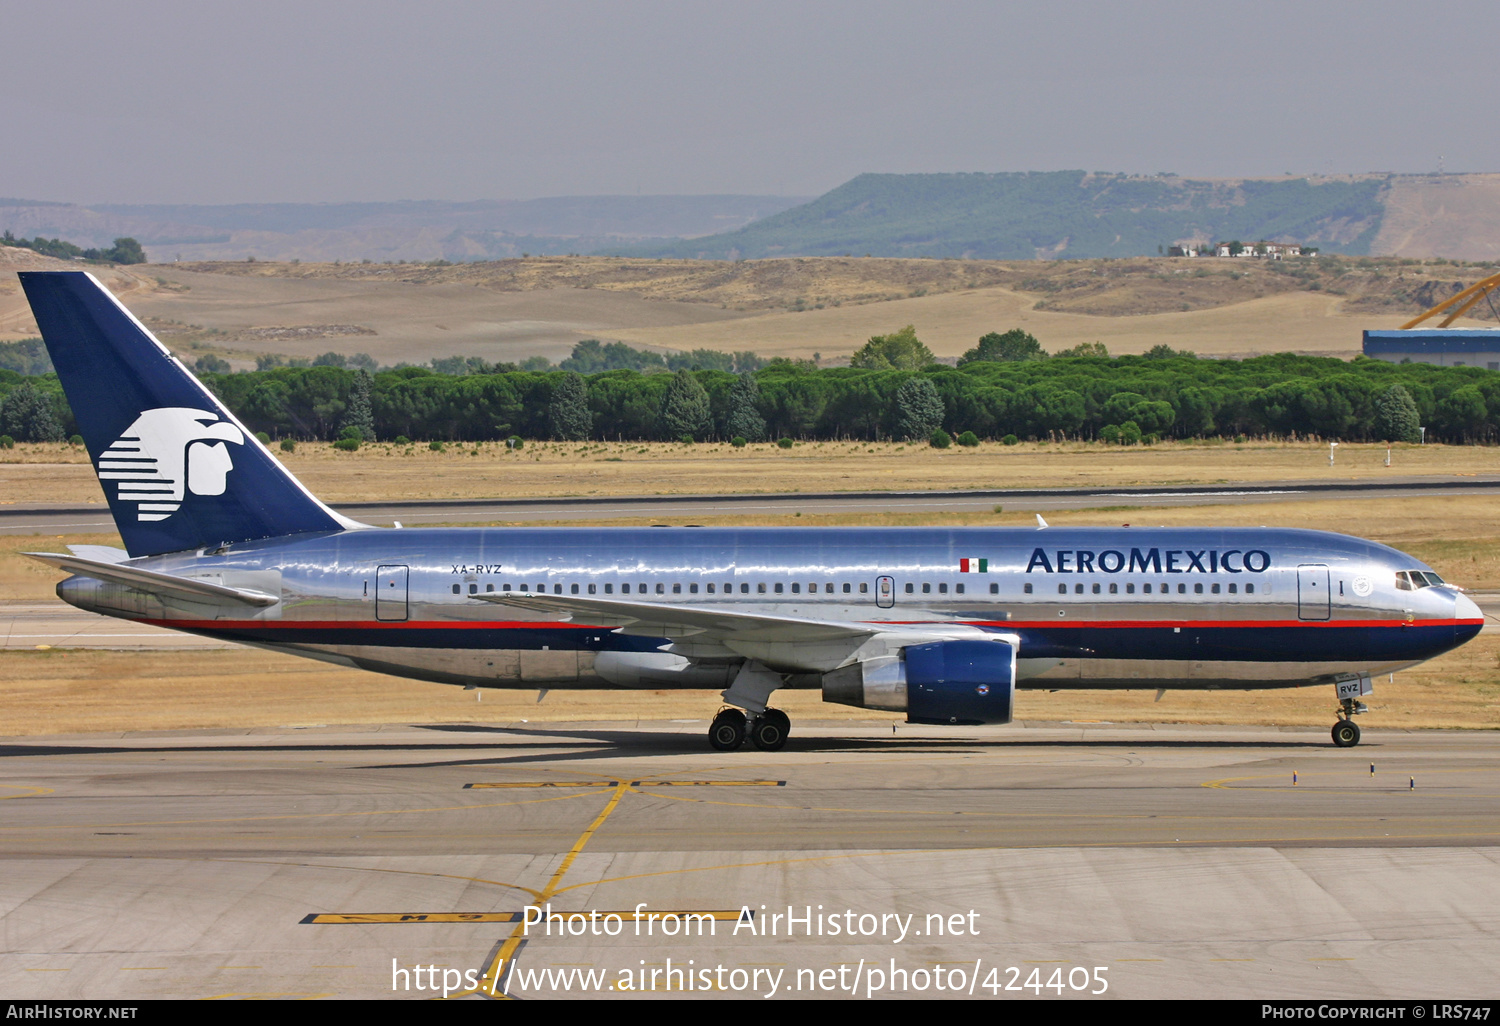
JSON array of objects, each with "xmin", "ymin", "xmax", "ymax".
[
  {"xmin": 1331, "ymin": 693, "xmax": 1368, "ymax": 748},
  {"xmin": 1331, "ymin": 718, "xmax": 1361, "ymax": 748}
]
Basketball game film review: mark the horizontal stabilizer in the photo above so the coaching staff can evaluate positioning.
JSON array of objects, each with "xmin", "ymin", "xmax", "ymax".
[
  {"xmin": 24, "ymin": 552, "xmax": 279, "ymax": 607},
  {"xmin": 65, "ymin": 544, "xmax": 130, "ymax": 564}
]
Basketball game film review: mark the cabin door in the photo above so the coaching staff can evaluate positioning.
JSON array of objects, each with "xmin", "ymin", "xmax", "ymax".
[
  {"xmin": 376, "ymin": 565, "xmax": 410, "ymax": 621},
  {"xmin": 1297, "ymin": 564, "xmax": 1330, "ymax": 621}
]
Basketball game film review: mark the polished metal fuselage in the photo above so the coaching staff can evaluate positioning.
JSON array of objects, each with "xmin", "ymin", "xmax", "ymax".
[{"xmin": 56, "ymin": 525, "xmax": 1483, "ymax": 693}]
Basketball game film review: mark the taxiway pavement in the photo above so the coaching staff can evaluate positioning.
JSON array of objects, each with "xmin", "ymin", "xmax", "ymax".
[{"xmin": 2, "ymin": 722, "xmax": 1498, "ymax": 1000}]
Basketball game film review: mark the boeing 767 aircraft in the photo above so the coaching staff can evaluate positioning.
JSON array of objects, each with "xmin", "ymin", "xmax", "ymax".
[{"xmin": 16, "ymin": 272, "xmax": 1484, "ymax": 749}]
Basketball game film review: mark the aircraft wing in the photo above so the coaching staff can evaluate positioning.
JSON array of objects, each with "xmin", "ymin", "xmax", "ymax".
[
  {"xmin": 23, "ymin": 552, "xmax": 280, "ymax": 608},
  {"xmin": 474, "ymin": 592, "xmax": 882, "ymax": 642}
]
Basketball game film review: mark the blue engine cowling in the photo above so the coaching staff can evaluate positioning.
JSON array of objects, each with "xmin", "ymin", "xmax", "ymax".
[{"xmin": 904, "ymin": 639, "xmax": 1016, "ymax": 725}]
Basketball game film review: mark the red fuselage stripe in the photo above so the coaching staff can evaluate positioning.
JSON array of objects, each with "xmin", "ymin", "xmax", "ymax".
[{"xmin": 144, "ymin": 617, "xmax": 1484, "ymax": 631}]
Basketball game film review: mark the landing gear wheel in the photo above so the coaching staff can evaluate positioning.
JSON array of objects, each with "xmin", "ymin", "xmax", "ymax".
[
  {"xmin": 709, "ymin": 709, "xmax": 747, "ymax": 751},
  {"xmin": 1331, "ymin": 719, "xmax": 1361, "ymax": 748},
  {"xmin": 749, "ymin": 709, "xmax": 791, "ymax": 752}
]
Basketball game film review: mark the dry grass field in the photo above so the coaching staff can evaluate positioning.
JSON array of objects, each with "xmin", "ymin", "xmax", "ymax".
[
  {"xmin": 7, "ymin": 252, "xmax": 1496, "ymax": 363},
  {"xmin": 2, "ymin": 438, "xmax": 1496, "ymax": 505},
  {"xmin": 1373, "ymin": 173, "xmax": 1500, "ymax": 262}
]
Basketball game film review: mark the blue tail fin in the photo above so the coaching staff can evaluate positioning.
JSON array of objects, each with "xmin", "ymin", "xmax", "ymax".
[{"xmin": 20, "ymin": 271, "xmax": 362, "ymax": 556}]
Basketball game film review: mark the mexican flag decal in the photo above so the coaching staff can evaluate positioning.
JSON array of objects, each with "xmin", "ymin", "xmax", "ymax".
[{"xmin": 959, "ymin": 558, "xmax": 988, "ymax": 573}]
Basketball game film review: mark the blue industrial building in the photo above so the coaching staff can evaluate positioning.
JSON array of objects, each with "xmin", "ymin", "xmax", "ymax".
[{"xmin": 1362, "ymin": 329, "xmax": 1500, "ymax": 369}]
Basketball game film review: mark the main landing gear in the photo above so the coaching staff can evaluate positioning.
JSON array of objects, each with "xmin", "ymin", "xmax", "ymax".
[
  {"xmin": 709, "ymin": 660, "xmax": 790, "ymax": 752},
  {"xmin": 708, "ymin": 707, "xmax": 790, "ymax": 752}
]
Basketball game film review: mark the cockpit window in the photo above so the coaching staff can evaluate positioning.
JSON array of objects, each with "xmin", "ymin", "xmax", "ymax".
[{"xmin": 1397, "ymin": 570, "xmax": 1447, "ymax": 591}]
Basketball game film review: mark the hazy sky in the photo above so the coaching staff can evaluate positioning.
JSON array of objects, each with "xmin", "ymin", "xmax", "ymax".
[{"xmin": 6, "ymin": 0, "xmax": 1498, "ymax": 204}]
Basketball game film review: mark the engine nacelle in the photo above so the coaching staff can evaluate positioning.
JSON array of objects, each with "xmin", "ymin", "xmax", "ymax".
[{"xmin": 821, "ymin": 638, "xmax": 1017, "ymax": 725}]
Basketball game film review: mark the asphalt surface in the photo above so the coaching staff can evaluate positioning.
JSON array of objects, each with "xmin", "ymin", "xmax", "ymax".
[
  {"xmin": 1, "ymin": 722, "xmax": 1498, "ymax": 999},
  {"xmin": 5, "ymin": 475, "xmax": 1500, "ymax": 533}
]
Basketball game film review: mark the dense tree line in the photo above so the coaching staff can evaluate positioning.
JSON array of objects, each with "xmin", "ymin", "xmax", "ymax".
[
  {"xmin": 5, "ymin": 348, "xmax": 1500, "ymax": 445},
  {"xmin": 0, "ymin": 232, "xmax": 146, "ymax": 264}
]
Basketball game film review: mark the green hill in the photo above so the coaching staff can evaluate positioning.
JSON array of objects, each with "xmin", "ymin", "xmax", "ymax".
[{"xmin": 622, "ymin": 172, "xmax": 1389, "ymax": 260}]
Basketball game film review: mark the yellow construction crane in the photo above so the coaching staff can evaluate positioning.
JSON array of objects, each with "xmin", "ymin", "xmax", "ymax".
[{"xmin": 1400, "ymin": 271, "xmax": 1500, "ymax": 329}]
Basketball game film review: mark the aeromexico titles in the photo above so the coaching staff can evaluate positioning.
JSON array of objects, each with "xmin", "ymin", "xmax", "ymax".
[{"xmin": 18, "ymin": 271, "xmax": 1483, "ymax": 750}]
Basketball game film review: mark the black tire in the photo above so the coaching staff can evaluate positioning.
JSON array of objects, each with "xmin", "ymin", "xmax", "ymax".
[
  {"xmin": 709, "ymin": 710, "xmax": 746, "ymax": 752},
  {"xmin": 1331, "ymin": 719, "xmax": 1361, "ymax": 748},
  {"xmin": 749, "ymin": 709, "xmax": 790, "ymax": 752}
]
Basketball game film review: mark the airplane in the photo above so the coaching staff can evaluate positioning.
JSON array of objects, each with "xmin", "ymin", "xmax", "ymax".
[{"xmin": 15, "ymin": 271, "xmax": 1486, "ymax": 751}]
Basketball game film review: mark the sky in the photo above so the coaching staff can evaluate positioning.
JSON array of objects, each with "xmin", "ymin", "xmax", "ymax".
[{"xmin": 5, "ymin": 0, "xmax": 1499, "ymax": 205}]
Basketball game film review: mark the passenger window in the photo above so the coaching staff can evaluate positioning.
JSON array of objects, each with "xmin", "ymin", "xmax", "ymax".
[
  {"xmin": 537, "ymin": 584, "xmax": 545, "ymax": 593},
  {"xmin": 1022, "ymin": 583, "xmax": 1031, "ymax": 594},
  {"xmin": 1227, "ymin": 583, "xmax": 1236, "ymax": 594},
  {"xmin": 742, "ymin": 583, "xmax": 750, "ymax": 594},
  {"xmin": 922, "ymin": 583, "xmax": 931, "ymax": 594},
  {"xmin": 955, "ymin": 583, "xmax": 964, "ymax": 595},
  {"xmin": 1194, "ymin": 583, "xmax": 1203, "ymax": 594},
  {"xmin": 1092, "ymin": 583, "xmax": 1101, "ymax": 594},
  {"xmin": 604, "ymin": 584, "xmax": 612, "ymax": 594},
  {"xmin": 520, "ymin": 584, "xmax": 529, "ymax": 592},
  {"xmin": 689, "ymin": 584, "xmax": 698, "ymax": 594},
  {"xmin": 775, "ymin": 583, "xmax": 784, "ymax": 594},
  {"xmin": 503, "ymin": 583, "xmax": 512, "ymax": 592},
  {"xmin": 1143, "ymin": 584, "xmax": 1151, "ymax": 594},
  {"xmin": 1074, "ymin": 583, "xmax": 1084, "ymax": 594},
  {"xmin": 992, "ymin": 583, "xmax": 1000, "ymax": 594},
  {"xmin": 859, "ymin": 583, "xmax": 868, "ymax": 594},
  {"xmin": 587, "ymin": 583, "xmax": 595, "ymax": 594},
  {"xmin": 1108, "ymin": 583, "xmax": 1117, "ymax": 594},
  {"xmin": 1126, "ymin": 583, "xmax": 1135, "ymax": 594},
  {"xmin": 843, "ymin": 583, "xmax": 851, "ymax": 594},
  {"xmin": 671, "ymin": 583, "xmax": 680, "ymax": 594},
  {"xmin": 791, "ymin": 583, "xmax": 800, "ymax": 594},
  {"xmin": 825, "ymin": 583, "xmax": 834, "ymax": 594},
  {"xmin": 1177, "ymin": 583, "xmax": 1186, "ymax": 594},
  {"xmin": 1058, "ymin": 584, "xmax": 1067, "ymax": 595},
  {"xmin": 487, "ymin": 583, "xmax": 495, "ymax": 592},
  {"xmin": 452, "ymin": 584, "xmax": 460, "ymax": 594},
  {"xmin": 622, "ymin": 584, "xmax": 631, "ymax": 594},
  {"xmin": 757, "ymin": 583, "xmax": 766, "ymax": 594},
  {"xmin": 905, "ymin": 583, "xmax": 914, "ymax": 594},
  {"xmin": 1210, "ymin": 583, "xmax": 1219, "ymax": 594},
  {"xmin": 469, "ymin": 583, "xmax": 478, "ymax": 594},
  {"xmin": 1246, "ymin": 583, "xmax": 1255, "ymax": 594}
]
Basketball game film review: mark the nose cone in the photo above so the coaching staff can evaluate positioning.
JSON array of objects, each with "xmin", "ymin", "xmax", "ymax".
[{"xmin": 1455, "ymin": 592, "xmax": 1484, "ymax": 644}]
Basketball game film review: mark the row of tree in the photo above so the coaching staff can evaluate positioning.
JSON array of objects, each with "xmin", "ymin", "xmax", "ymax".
[
  {"xmin": 0, "ymin": 232, "xmax": 146, "ymax": 264},
  {"xmin": 1, "ymin": 348, "xmax": 1493, "ymax": 445}
]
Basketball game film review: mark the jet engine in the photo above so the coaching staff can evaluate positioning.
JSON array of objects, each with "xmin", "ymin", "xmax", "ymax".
[{"xmin": 820, "ymin": 638, "xmax": 1017, "ymax": 725}]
